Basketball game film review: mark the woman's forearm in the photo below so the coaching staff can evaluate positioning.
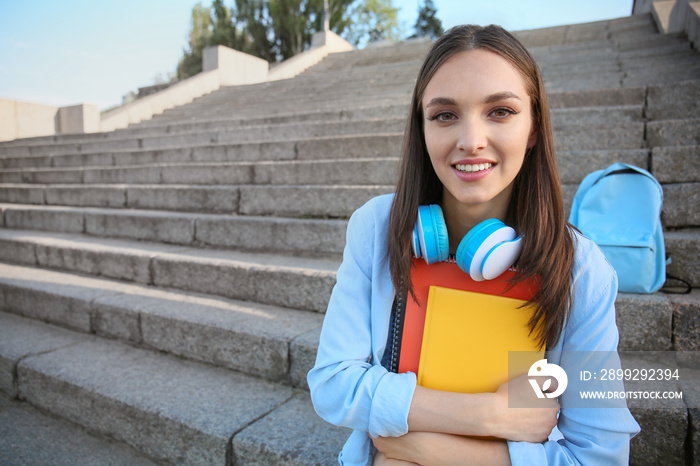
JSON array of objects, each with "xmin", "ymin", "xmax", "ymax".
[
  {"xmin": 408, "ymin": 385, "xmax": 495, "ymax": 435},
  {"xmin": 407, "ymin": 375, "xmax": 560, "ymax": 443},
  {"xmin": 373, "ymin": 432, "xmax": 511, "ymax": 466}
]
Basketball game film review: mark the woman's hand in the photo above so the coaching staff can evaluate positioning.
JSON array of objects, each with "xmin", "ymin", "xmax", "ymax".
[{"xmin": 488, "ymin": 373, "xmax": 560, "ymax": 442}]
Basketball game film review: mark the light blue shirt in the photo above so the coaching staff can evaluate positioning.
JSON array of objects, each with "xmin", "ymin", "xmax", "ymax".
[{"xmin": 308, "ymin": 194, "xmax": 640, "ymax": 465}]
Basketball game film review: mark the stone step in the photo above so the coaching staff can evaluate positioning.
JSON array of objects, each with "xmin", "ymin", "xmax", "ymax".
[
  {"xmin": 154, "ymin": 60, "xmax": 661, "ymax": 120},
  {"xmin": 0, "ymin": 118, "xmax": 645, "ymax": 166},
  {"xmin": 0, "ymin": 134, "xmax": 401, "ymax": 170},
  {"xmin": 534, "ymin": 44, "xmax": 697, "ymax": 71},
  {"xmin": 171, "ymin": 77, "xmax": 414, "ymax": 113},
  {"xmin": 622, "ymin": 65, "xmax": 700, "ymax": 89},
  {"xmin": 144, "ymin": 93, "xmax": 412, "ymax": 127},
  {"xmin": 615, "ymin": 31, "xmax": 689, "ymax": 51},
  {"xmin": 552, "ymin": 122, "xmax": 645, "ymax": 150},
  {"xmin": 151, "ymin": 86, "xmax": 414, "ymax": 121},
  {"xmin": 0, "ymin": 183, "xmax": 392, "ymax": 216},
  {"xmin": 548, "ymin": 86, "xmax": 646, "ymax": 108},
  {"xmin": 1, "ymin": 157, "xmax": 399, "ymax": 186},
  {"xmin": 1, "ymin": 236, "xmax": 697, "ymax": 358},
  {"xmin": 0, "ymin": 183, "xmax": 240, "ymax": 213},
  {"xmin": 544, "ymin": 51, "xmax": 699, "ymax": 72},
  {"xmin": 0, "ymin": 311, "xmax": 348, "ymax": 465},
  {"xmin": 0, "ymin": 392, "xmax": 160, "ymax": 466},
  {"xmin": 665, "ymin": 229, "xmax": 700, "ymax": 288},
  {"xmin": 651, "ymin": 145, "xmax": 700, "ymax": 183},
  {"xmin": 662, "ymin": 182, "xmax": 700, "ymax": 227},
  {"xmin": 647, "ymin": 118, "xmax": 700, "ymax": 147},
  {"xmin": 513, "ymin": 14, "xmax": 656, "ymax": 47},
  {"xmin": 0, "ymin": 229, "xmax": 340, "ymax": 312},
  {"xmin": 544, "ymin": 65, "xmax": 700, "ymax": 93},
  {"xmin": 122, "ymin": 103, "xmax": 411, "ymax": 136},
  {"xmin": 545, "ymin": 74, "xmax": 625, "ymax": 93},
  {"xmin": 619, "ymin": 50, "xmax": 700, "ymax": 69},
  {"xmin": 557, "ymin": 149, "xmax": 649, "ymax": 184},
  {"xmin": 0, "ymin": 94, "xmax": 650, "ymax": 157},
  {"xmin": 618, "ymin": 41, "xmax": 694, "ymax": 60},
  {"xmin": 0, "ymin": 263, "xmax": 322, "ymax": 384},
  {"xmin": 0, "ymin": 118, "xmax": 409, "ymax": 158},
  {"xmin": 1, "ymin": 272, "xmax": 698, "ymax": 465},
  {"xmin": 88, "ymin": 103, "xmax": 645, "ymax": 143},
  {"xmin": 1, "ymin": 270, "xmax": 697, "ymax": 465},
  {"xmin": 0, "ymin": 203, "xmax": 348, "ymax": 255},
  {"xmin": 646, "ymin": 79, "xmax": 700, "ymax": 121},
  {"xmin": 1, "ymin": 202, "xmax": 698, "ymax": 290},
  {"xmin": 529, "ymin": 36, "xmax": 691, "ymax": 64},
  {"xmin": 0, "ymin": 147, "xmax": 651, "ymax": 187}
]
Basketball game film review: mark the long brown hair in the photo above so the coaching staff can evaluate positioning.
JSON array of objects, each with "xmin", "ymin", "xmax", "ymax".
[{"xmin": 387, "ymin": 25, "xmax": 575, "ymax": 349}]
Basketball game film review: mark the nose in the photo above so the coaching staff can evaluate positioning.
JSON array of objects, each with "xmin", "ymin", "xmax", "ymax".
[{"xmin": 456, "ymin": 117, "xmax": 487, "ymax": 154}]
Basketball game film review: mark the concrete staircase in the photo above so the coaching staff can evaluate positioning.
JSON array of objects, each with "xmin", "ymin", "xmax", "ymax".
[{"xmin": 0, "ymin": 14, "xmax": 698, "ymax": 465}]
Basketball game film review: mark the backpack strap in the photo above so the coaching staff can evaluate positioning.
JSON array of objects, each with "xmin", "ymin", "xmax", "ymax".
[{"xmin": 661, "ymin": 274, "xmax": 692, "ymax": 294}]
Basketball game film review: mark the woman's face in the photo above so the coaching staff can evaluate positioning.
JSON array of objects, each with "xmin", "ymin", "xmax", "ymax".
[{"xmin": 422, "ymin": 49, "xmax": 536, "ymax": 223}]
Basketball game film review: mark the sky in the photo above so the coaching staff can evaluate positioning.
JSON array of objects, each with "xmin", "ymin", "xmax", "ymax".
[{"xmin": 0, "ymin": 0, "xmax": 634, "ymax": 111}]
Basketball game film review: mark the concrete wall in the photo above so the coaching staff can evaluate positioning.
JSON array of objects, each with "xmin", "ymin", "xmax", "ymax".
[
  {"xmin": 635, "ymin": 0, "xmax": 700, "ymax": 48},
  {"xmin": 100, "ymin": 30, "xmax": 353, "ymax": 133},
  {"xmin": 203, "ymin": 46, "xmax": 269, "ymax": 86},
  {"xmin": 268, "ymin": 30, "xmax": 354, "ymax": 81},
  {"xmin": 0, "ymin": 100, "xmax": 102, "ymax": 142},
  {"xmin": 58, "ymin": 104, "xmax": 100, "ymax": 134},
  {"xmin": 100, "ymin": 69, "xmax": 222, "ymax": 133},
  {"xmin": 0, "ymin": 98, "xmax": 58, "ymax": 141}
]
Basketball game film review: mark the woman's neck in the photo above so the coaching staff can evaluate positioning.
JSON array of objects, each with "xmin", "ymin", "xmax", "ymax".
[{"xmin": 440, "ymin": 194, "xmax": 511, "ymax": 254}]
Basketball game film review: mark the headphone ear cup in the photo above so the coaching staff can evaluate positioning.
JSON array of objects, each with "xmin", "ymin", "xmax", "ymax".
[
  {"xmin": 481, "ymin": 236, "xmax": 523, "ymax": 280},
  {"xmin": 455, "ymin": 219, "xmax": 519, "ymax": 281},
  {"xmin": 414, "ymin": 204, "xmax": 449, "ymax": 264}
]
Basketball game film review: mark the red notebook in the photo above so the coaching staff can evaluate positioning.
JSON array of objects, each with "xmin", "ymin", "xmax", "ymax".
[{"xmin": 396, "ymin": 259, "xmax": 541, "ymax": 378}]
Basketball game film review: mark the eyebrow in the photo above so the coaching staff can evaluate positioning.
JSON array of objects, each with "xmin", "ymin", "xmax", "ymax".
[
  {"xmin": 484, "ymin": 92, "xmax": 522, "ymax": 104},
  {"xmin": 424, "ymin": 97, "xmax": 457, "ymax": 108},
  {"xmin": 424, "ymin": 92, "xmax": 523, "ymax": 108}
]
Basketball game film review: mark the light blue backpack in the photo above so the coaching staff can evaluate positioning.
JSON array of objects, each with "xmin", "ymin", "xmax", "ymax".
[{"xmin": 568, "ymin": 163, "xmax": 666, "ymax": 293}]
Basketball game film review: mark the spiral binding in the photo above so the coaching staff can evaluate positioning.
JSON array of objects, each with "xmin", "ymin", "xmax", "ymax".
[{"xmin": 389, "ymin": 291, "xmax": 403, "ymax": 373}]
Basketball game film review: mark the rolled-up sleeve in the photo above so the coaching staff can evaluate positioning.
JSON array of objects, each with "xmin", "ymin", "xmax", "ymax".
[
  {"xmin": 308, "ymin": 197, "xmax": 417, "ymax": 438},
  {"xmin": 507, "ymin": 235, "xmax": 640, "ymax": 465}
]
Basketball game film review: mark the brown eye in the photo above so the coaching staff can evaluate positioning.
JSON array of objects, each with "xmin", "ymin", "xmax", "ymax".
[
  {"xmin": 490, "ymin": 108, "xmax": 516, "ymax": 118},
  {"xmin": 431, "ymin": 112, "xmax": 456, "ymax": 122}
]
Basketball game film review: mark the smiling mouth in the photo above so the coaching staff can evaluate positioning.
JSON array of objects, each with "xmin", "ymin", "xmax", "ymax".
[{"xmin": 454, "ymin": 163, "xmax": 494, "ymax": 173}]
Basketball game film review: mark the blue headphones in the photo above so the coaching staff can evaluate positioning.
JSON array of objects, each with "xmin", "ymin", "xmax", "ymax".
[{"xmin": 412, "ymin": 204, "xmax": 523, "ymax": 281}]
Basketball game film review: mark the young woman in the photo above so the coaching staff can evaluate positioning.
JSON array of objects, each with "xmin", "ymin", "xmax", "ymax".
[{"xmin": 308, "ymin": 24, "xmax": 640, "ymax": 465}]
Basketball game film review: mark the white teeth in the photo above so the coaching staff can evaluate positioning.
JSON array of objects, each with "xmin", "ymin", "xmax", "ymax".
[{"xmin": 454, "ymin": 163, "xmax": 493, "ymax": 173}]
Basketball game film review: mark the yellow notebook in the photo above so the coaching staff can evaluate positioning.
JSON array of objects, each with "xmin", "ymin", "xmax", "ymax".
[{"xmin": 416, "ymin": 286, "xmax": 543, "ymax": 393}]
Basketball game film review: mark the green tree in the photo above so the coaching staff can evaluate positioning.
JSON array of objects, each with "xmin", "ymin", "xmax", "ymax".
[
  {"xmin": 209, "ymin": 0, "xmax": 239, "ymax": 47},
  {"xmin": 231, "ymin": 0, "xmax": 276, "ymax": 62},
  {"xmin": 345, "ymin": 0, "xmax": 400, "ymax": 47},
  {"xmin": 176, "ymin": 2, "xmax": 213, "ymax": 80},
  {"xmin": 176, "ymin": 0, "xmax": 401, "ymax": 80},
  {"xmin": 411, "ymin": 0, "xmax": 443, "ymax": 40},
  {"xmin": 232, "ymin": 0, "xmax": 355, "ymax": 61}
]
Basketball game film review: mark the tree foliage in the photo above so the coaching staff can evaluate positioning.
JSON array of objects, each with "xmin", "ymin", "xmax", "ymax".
[
  {"xmin": 411, "ymin": 0, "xmax": 443, "ymax": 40},
  {"xmin": 177, "ymin": 2, "xmax": 213, "ymax": 80},
  {"xmin": 176, "ymin": 0, "xmax": 405, "ymax": 80},
  {"xmin": 344, "ymin": 0, "xmax": 399, "ymax": 47}
]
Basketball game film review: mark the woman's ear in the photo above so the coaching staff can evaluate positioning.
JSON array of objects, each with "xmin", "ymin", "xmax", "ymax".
[{"xmin": 527, "ymin": 127, "xmax": 537, "ymax": 149}]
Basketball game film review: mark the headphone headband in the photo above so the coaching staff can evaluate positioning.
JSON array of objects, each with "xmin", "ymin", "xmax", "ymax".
[{"xmin": 412, "ymin": 204, "xmax": 522, "ymax": 281}]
